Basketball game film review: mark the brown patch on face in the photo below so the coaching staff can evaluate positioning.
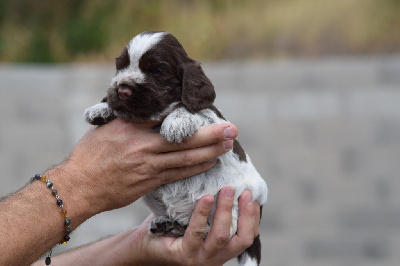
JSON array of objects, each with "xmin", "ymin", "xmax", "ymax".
[{"xmin": 106, "ymin": 32, "xmax": 216, "ymax": 122}]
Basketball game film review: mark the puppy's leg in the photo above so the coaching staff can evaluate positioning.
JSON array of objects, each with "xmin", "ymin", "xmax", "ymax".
[
  {"xmin": 84, "ymin": 99, "xmax": 115, "ymax": 125},
  {"xmin": 160, "ymin": 107, "xmax": 207, "ymax": 143}
]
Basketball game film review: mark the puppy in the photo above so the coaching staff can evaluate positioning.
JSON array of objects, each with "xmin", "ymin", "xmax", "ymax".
[{"xmin": 84, "ymin": 31, "xmax": 268, "ymax": 266}]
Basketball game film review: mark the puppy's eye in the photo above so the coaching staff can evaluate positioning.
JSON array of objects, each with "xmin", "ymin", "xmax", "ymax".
[
  {"xmin": 116, "ymin": 47, "xmax": 130, "ymax": 71},
  {"xmin": 149, "ymin": 68, "xmax": 161, "ymax": 75}
]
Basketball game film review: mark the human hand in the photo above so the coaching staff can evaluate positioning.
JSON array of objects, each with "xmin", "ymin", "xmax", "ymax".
[
  {"xmin": 48, "ymin": 119, "xmax": 238, "ymax": 222},
  {"xmin": 122, "ymin": 187, "xmax": 261, "ymax": 266}
]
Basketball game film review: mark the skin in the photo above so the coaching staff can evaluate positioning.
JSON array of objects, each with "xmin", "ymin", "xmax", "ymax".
[
  {"xmin": 0, "ymin": 118, "xmax": 260, "ymax": 265},
  {"xmin": 32, "ymin": 188, "xmax": 260, "ymax": 266}
]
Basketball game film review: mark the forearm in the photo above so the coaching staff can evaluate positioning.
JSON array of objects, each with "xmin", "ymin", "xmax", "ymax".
[
  {"xmin": 31, "ymin": 229, "xmax": 139, "ymax": 266},
  {"xmin": 0, "ymin": 166, "xmax": 93, "ymax": 265}
]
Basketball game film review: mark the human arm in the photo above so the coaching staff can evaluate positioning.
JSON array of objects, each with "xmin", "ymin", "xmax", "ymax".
[
  {"xmin": 0, "ymin": 118, "xmax": 238, "ymax": 265},
  {"xmin": 32, "ymin": 187, "xmax": 261, "ymax": 266}
]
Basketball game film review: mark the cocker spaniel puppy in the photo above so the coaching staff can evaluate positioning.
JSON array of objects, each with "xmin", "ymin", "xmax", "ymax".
[{"xmin": 84, "ymin": 31, "xmax": 268, "ymax": 266}]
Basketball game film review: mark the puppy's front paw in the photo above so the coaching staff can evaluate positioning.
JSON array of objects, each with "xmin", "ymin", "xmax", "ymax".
[
  {"xmin": 160, "ymin": 107, "xmax": 204, "ymax": 143},
  {"xmin": 161, "ymin": 120, "xmax": 197, "ymax": 143},
  {"xmin": 84, "ymin": 102, "xmax": 115, "ymax": 125}
]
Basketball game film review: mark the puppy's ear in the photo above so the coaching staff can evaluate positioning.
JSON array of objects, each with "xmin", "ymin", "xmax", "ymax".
[{"xmin": 181, "ymin": 62, "xmax": 215, "ymax": 113}]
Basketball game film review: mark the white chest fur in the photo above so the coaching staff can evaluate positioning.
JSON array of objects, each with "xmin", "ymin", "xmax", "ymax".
[{"xmin": 142, "ymin": 107, "xmax": 268, "ymax": 237}]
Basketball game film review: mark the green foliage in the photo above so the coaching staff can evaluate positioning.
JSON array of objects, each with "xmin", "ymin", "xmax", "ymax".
[
  {"xmin": 0, "ymin": 0, "xmax": 399, "ymax": 63},
  {"xmin": 63, "ymin": 11, "xmax": 107, "ymax": 54},
  {"xmin": 21, "ymin": 27, "xmax": 55, "ymax": 63}
]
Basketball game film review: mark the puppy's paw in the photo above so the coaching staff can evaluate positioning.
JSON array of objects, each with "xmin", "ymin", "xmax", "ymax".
[
  {"xmin": 161, "ymin": 120, "xmax": 198, "ymax": 143},
  {"xmin": 160, "ymin": 107, "xmax": 204, "ymax": 143},
  {"xmin": 149, "ymin": 216, "xmax": 189, "ymax": 237},
  {"xmin": 84, "ymin": 102, "xmax": 115, "ymax": 125}
]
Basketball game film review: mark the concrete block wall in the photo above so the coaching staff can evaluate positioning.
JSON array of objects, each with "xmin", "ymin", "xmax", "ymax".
[{"xmin": 1, "ymin": 56, "xmax": 399, "ymax": 265}]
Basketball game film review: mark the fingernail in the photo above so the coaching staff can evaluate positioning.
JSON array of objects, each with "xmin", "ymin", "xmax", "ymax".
[
  {"xmin": 224, "ymin": 126, "xmax": 236, "ymax": 139},
  {"xmin": 225, "ymin": 187, "xmax": 235, "ymax": 199},
  {"xmin": 223, "ymin": 140, "xmax": 233, "ymax": 151}
]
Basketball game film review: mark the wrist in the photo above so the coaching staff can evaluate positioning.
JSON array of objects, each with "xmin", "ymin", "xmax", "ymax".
[
  {"xmin": 44, "ymin": 163, "xmax": 95, "ymax": 230},
  {"xmin": 110, "ymin": 228, "xmax": 145, "ymax": 266}
]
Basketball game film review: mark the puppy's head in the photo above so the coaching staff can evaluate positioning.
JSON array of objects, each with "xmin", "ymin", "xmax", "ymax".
[{"xmin": 107, "ymin": 31, "xmax": 215, "ymax": 122}]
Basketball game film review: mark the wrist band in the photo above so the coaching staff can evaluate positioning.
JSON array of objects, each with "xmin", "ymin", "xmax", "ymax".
[{"xmin": 31, "ymin": 174, "xmax": 71, "ymax": 265}]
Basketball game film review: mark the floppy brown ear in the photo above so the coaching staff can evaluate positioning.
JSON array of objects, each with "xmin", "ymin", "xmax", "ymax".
[{"xmin": 181, "ymin": 62, "xmax": 216, "ymax": 113}]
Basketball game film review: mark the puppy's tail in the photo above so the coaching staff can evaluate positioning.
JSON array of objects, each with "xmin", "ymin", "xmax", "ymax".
[{"xmin": 237, "ymin": 235, "xmax": 261, "ymax": 266}]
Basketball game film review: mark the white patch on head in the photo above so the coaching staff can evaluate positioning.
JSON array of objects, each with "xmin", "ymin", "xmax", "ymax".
[
  {"xmin": 128, "ymin": 32, "xmax": 166, "ymax": 66},
  {"xmin": 111, "ymin": 32, "xmax": 167, "ymax": 86}
]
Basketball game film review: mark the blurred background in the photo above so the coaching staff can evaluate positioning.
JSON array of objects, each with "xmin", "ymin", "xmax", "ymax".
[{"xmin": 1, "ymin": 0, "xmax": 399, "ymax": 265}]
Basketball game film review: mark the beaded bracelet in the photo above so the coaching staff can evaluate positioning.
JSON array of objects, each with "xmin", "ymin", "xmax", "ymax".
[{"xmin": 31, "ymin": 174, "xmax": 71, "ymax": 265}]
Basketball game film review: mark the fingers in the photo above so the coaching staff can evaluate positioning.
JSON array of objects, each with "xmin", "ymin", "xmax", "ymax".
[
  {"xmin": 181, "ymin": 123, "xmax": 238, "ymax": 150},
  {"xmin": 157, "ymin": 139, "xmax": 230, "ymax": 171},
  {"xmin": 182, "ymin": 195, "xmax": 215, "ymax": 253},
  {"xmin": 157, "ymin": 189, "xmax": 260, "ymax": 265},
  {"xmin": 183, "ymin": 188, "xmax": 260, "ymax": 263},
  {"xmin": 155, "ymin": 123, "xmax": 238, "ymax": 153},
  {"xmin": 225, "ymin": 190, "xmax": 258, "ymax": 256},
  {"xmin": 115, "ymin": 121, "xmax": 237, "ymax": 178},
  {"xmin": 204, "ymin": 187, "xmax": 235, "ymax": 253},
  {"xmin": 155, "ymin": 124, "xmax": 237, "ymax": 172},
  {"xmin": 157, "ymin": 159, "xmax": 218, "ymax": 183}
]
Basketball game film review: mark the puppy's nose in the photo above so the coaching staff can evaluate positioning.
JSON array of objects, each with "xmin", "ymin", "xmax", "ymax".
[{"xmin": 118, "ymin": 85, "xmax": 132, "ymax": 100}]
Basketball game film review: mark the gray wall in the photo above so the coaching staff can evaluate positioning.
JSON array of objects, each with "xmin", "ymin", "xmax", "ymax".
[{"xmin": 1, "ymin": 56, "xmax": 399, "ymax": 265}]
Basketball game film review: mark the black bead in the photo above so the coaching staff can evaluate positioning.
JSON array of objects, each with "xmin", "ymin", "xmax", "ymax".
[
  {"xmin": 45, "ymin": 256, "xmax": 51, "ymax": 265},
  {"xmin": 66, "ymin": 227, "xmax": 71, "ymax": 235},
  {"xmin": 64, "ymin": 235, "xmax": 70, "ymax": 241},
  {"xmin": 57, "ymin": 199, "xmax": 63, "ymax": 206}
]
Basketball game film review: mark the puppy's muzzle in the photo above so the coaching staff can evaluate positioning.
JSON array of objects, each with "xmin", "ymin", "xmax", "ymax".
[{"xmin": 118, "ymin": 84, "xmax": 133, "ymax": 100}]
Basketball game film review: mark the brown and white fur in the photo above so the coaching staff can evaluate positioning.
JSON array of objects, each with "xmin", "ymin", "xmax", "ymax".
[{"xmin": 84, "ymin": 31, "xmax": 268, "ymax": 266}]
